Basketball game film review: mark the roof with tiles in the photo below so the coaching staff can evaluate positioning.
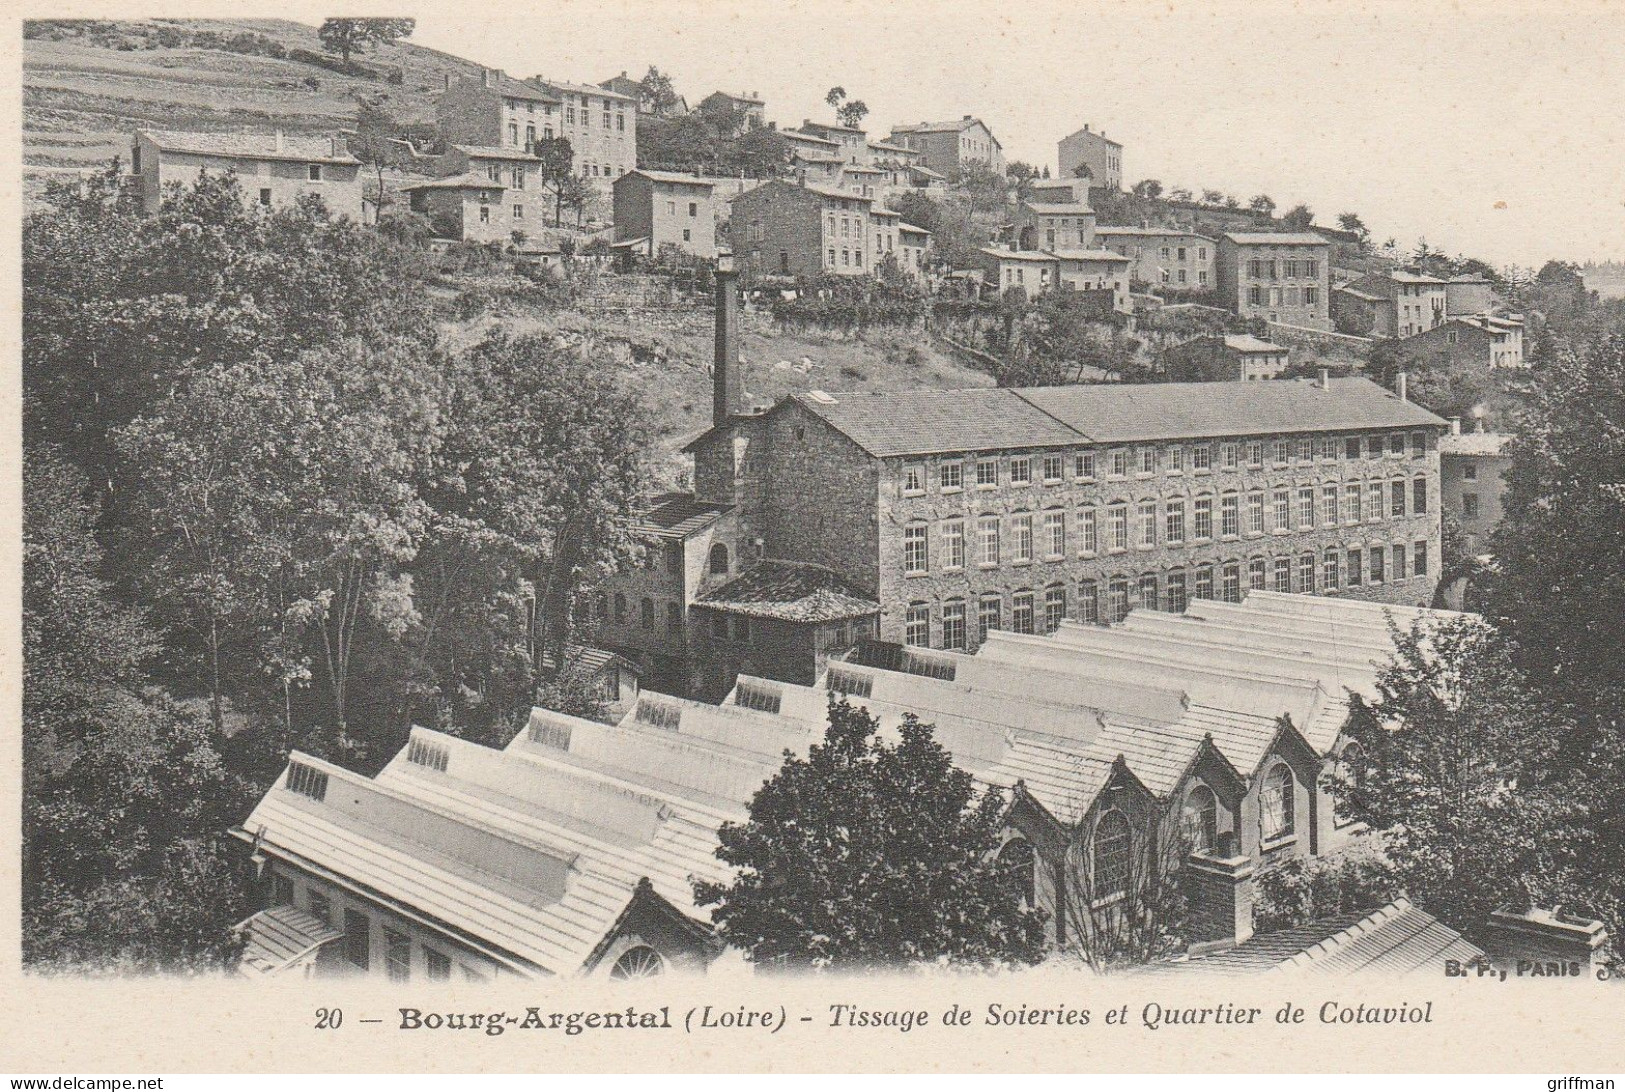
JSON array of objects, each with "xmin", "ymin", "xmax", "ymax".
[
  {"xmin": 465, "ymin": 72, "xmax": 559, "ymax": 104},
  {"xmin": 400, "ymin": 171, "xmax": 507, "ymax": 192},
  {"xmin": 1172, "ymin": 898, "xmax": 1484, "ymax": 975},
  {"xmin": 1438, "ymin": 430, "xmax": 1511, "ymax": 456},
  {"xmin": 535, "ymin": 76, "xmax": 634, "ymax": 101},
  {"xmin": 453, "ymin": 143, "xmax": 542, "ymax": 162},
  {"xmin": 1220, "ymin": 334, "xmax": 1287, "ymax": 353},
  {"xmin": 138, "ymin": 128, "xmax": 358, "ymax": 164},
  {"xmin": 1096, "ymin": 226, "xmax": 1215, "ymax": 240},
  {"xmin": 695, "ymin": 561, "xmax": 879, "ymax": 622},
  {"xmin": 630, "ymin": 492, "xmax": 732, "ymax": 539},
  {"xmin": 787, "ymin": 388, "xmax": 1084, "ymax": 457},
  {"xmin": 619, "ymin": 169, "xmax": 715, "ymax": 188},
  {"xmin": 1024, "ymin": 202, "xmax": 1095, "ymax": 215},
  {"xmin": 1221, "ymin": 232, "xmax": 1331, "ymax": 246},
  {"xmin": 235, "ymin": 904, "xmax": 343, "ymax": 976}
]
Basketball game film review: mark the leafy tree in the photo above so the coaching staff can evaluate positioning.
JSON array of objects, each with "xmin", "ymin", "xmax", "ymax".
[
  {"xmin": 1281, "ymin": 203, "xmax": 1315, "ymax": 230},
  {"xmin": 317, "ymin": 17, "xmax": 414, "ymax": 65},
  {"xmin": 531, "ymin": 135, "xmax": 577, "ymax": 226},
  {"xmin": 1201, "ymin": 189, "xmax": 1224, "ymax": 205},
  {"xmin": 1337, "ymin": 211, "xmax": 1370, "ymax": 245},
  {"xmin": 1168, "ymin": 186, "xmax": 1192, "ymax": 202},
  {"xmin": 1252, "ymin": 840, "xmax": 1402, "ymax": 933},
  {"xmin": 1249, "ymin": 193, "xmax": 1276, "ymax": 215},
  {"xmin": 1334, "ymin": 617, "xmax": 1575, "ymax": 937},
  {"xmin": 1071, "ymin": 162, "xmax": 1093, "ymax": 181},
  {"xmin": 637, "ymin": 65, "xmax": 680, "ymax": 116},
  {"xmin": 824, "ymin": 86, "xmax": 846, "ymax": 110},
  {"xmin": 1131, "ymin": 178, "xmax": 1163, "ymax": 199},
  {"xmin": 837, "ymin": 99, "xmax": 869, "ymax": 129},
  {"xmin": 695, "ymin": 699, "xmax": 1048, "ymax": 969},
  {"xmin": 1222, "ymin": 194, "xmax": 1241, "ymax": 209}
]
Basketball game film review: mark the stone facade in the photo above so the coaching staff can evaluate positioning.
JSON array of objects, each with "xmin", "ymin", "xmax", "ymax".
[
  {"xmin": 1095, "ymin": 227, "xmax": 1215, "ymax": 290},
  {"xmin": 1056, "ymin": 123, "xmax": 1123, "ymax": 190},
  {"xmin": 728, "ymin": 179, "xmax": 876, "ymax": 277},
  {"xmin": 1162, "ymin": 335, "xmax": 1291, "ymax": 382},
  {"xmin": 612, "ymin": 171, "xmax": 718, "ymax": 260},
  {"xmin": 1215, "ymin": 233, "xmax": 1332, "ymax": 330},
  {"xmin": 1399, "ymin": 315, "xmax": 1525, "ymax": 370},
  {"xmin": 534, "ymin": 78, "xmax": 638, "ymax": 187},
  {"xmin": 1014, "ymin": 201, "xmax": 1098, "ymax": 251},
  {"xmin": 435, "ymin": 69, "xmax": 561, "ymax": 154},
  {"xmin": 1438, "ymin": 425, "xmax": 1511, "ymax": 553},
  {"xmin": 434, "ymin": 146, "xmax": 550, "ymax": 232},
  {"xmin": 889, "ymin": 117, "xmax": 1004, "ymax": 177},
  {"xmin": 131, "ymin": 129, "xmax": 363, "ymax": 219},
  {"xmin": 401, "ymin": 176, "xmax": 509, "ymax": 243}
]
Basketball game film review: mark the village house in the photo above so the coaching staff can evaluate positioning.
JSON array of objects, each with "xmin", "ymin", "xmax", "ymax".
[
  {"xmin": 612, "ymin": 170, "xmax": 718, "ymax": 260},
  {"xmin": 399, "ymin": 172, "xmax": 510, "ymax": 243},
  {"xmin": 794, "ymin": 119, "xmax": 870, "ymax": 166},
  {"xmin": 129, "ymin": 128, "xmax": 363, "ymax": 219},
  {"xmin": 531, "ymin": 76, "xmax": 638, "ymax": 185},
  {"xmin": 1056, "ymin": 123, "xmax": 1123, "ymax": 190},
  {"xmin": 889, "ymin": 116, "xmax": 1004, "ymax": 177},
  {"xmin": 429, "ymin": 144, "xmax": 549, "ymax": 231},
  {"xmin": 700, "ymin": 90, "xmax": 767, "ymax": 130},
  {"xmin": 1445, "ymin": 273, "xmax": 1496, "ymax": 316},
  {"xmin": 867, "ymin": 138, "xmax": 924, "ymax": 190},
  {"xmin": 1095, "ymin": 227, "xmax": 1215, "ymax": 291},
  {"xmin": 1331, "ymin": 270, "xmax": 1447, "ymax": 338},
  {"xmin": 435, "ymin": 68, "xmax": 560, "ymax": 155},
  {"xmin": 898, "ymin": 221, "xmax": 934, "ymax": 281},
  {"xmin": 1161, "ymin": 334, "xmax": 1291, "ymax": 382},
  {"xmin": 1013, "ymin": 199, "xmax": 1097, "ymax": 252},
  {"xmin": 728, "ymin": 177, "xmax": 876, "ymax": 277},
  {"xmin": 1214, "ymin": 232, "xmax": 1332, "ymax": 330},
  {"xmin": 1397, "ymin": 312, "xmax": 1526, "ymax": 370},
  {"xmin": 1438, "ymin": 418, "xmax": 1512, "ymax": 554},
  {"xmin": 976, "ymin": 245, "xmax": 1133, "ymax": 313}
]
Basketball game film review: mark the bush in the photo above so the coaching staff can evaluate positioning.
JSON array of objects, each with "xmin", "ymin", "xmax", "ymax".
[{"xmin": 1252, "ymin": 842, "xmax": 1404, "ymax": 934}]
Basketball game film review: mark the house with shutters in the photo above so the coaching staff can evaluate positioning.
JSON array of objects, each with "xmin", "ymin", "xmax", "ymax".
[{"xmin": 129, "ymin": 128, "xmax": 363, "ymax": 219}]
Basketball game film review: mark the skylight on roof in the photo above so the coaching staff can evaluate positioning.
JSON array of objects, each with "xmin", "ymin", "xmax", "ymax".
[
  {"xmin": 529, "ymin": 719, "xmax": 573, "ymax": 751},
  {"xmin": 806, "ymin": 390, "xmax": 837, "ymax": 404},
  {"xmin": 286, "ymin": 761, "xmax": 328, "ymax": 802},
  {"xmin": 406, "ymin": 738, "xmax": 450, "ymax": 773}
]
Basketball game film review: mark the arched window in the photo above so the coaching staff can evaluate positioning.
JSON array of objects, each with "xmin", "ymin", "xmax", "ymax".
[
  {"xmin": 614, "ymin": 593, "xmax": 628, "ymax": 624},
  {"xmin": 1260, "ymin": 764, "xmax": 1296, "ymax": 842},
  {"xmin": 708, "ymin": 543, "xmax": 730, "ymax": 576},
  {"xmin": 1092, "ymin": 811, "xmax": 1133, "ymax": 898},
  {"xmin": 609, "ymin": 945, "xmax": 665, "ymax": 981},
  {"xmin": 1183, "ymin": 784, "xmax": 1219, "ymax": 854},
  {"xmin": 640, "ymin": 597, "xmax": 655, "ymax": 630},
  {"xmin": 997, "ymin": 837, "xmax": 1036, "ymax": 908}
]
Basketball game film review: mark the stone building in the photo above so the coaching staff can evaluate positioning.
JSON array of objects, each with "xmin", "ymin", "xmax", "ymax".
[
  {"xmin": 429, "ymin": 144, "xmax": 548, "ymax": 233},
  {"xmin": 399, "ymin": 172, "xmax": 509, "ymax": 243},
  {"xmin": 1056, "ymin": 123, "xmax": 1122, "ymax": 190},
  {"xmin": 1398, "ymin": 313, "xmax": 1526, "ymax": 370},
  {"xmin": 728, "ymin": 178, "xmax": 877, "ymax": 277},
  {"xmin": 530, "ymin": 76, "xmax": 638, "ymax": 186},
  {"xmin": 898, "ymin": 221, "xmax": 934, "ymax": 281},
  {"xmin": 1215, "ymin": 232, "xmax": 1332, "ymax": 330},
  {"xmin": 1445, "ymin": 273, "xmax": 1496, "ymax": 316},
  {"xmin": 130, "ymin": 128, "xmax": 363, "ymax": 219},
  {"xmin": 1095, "ymin": 227, "xmax": 1215, "ymax": 290},
  {"xmin": 700, "ymin": 90, "xmax": 767, "ymax": 130},
  {"xmin": 435, "ymin": 69, "xmax": 560, "ymax": 155},
  {"xmin": 612, "ymin": 170, "xmax": 718, "ymax": 260},
  {"xmin": 976, "ymin": 245, "xmax": 1133, "ymax": 313},
  {"xmin": 1438, "ymin": 419, "xmax": 1511, "ymax": 554},
  {"xmin": 1013, "ymin": 199, "xmax": 1097, "ymax": 252},
  {"xmin": 1161, "ymin": 334, "xmax": 1291, "ymax": 382},
  {"xmin": 1331, "ymin": 270, "xmax": 1447, "ymax": 338},
  {"xmin": 889, "ymin": 116, "xmax": 1004, "ymax": 177}
]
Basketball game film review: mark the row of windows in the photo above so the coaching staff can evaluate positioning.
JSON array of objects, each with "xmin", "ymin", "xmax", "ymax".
[
  {"xmin": 898, "ymin": 432, "xmax": 1432, "ymax": 495},
  {"xmin": 589, "ymin": 591, "xmax": 684, "ymax": 635},
  {"xmin": 277, "ymin": 877, "xmax": 483, "ymax": 983},
  {"xmin": 1248, "ymin": 285, "xmax": 1320, "ymax": 306},
  {"xmin": 901, "ymin": 480, "xmax": 1430, "ymax": 574},
  {"xmin": 899, "ymin": 543, "xmax": 1431, "ymax": 647},
  {"xmin": 1245, "ymin": 258, "xmax": 1321, "ymax": 280}
]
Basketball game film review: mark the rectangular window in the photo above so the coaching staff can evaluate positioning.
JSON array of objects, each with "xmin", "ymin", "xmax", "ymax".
[
  {"xmin": 1078, "ymin": 580, "xmax": 1099, "ymax": 624},
  {"xmin": 259, "ymin": 188, "xmax": 272, "ymax": 206},
  {"xmin": 1168, "ymin": 446, "xmax": 1185, "ymax": 473},
  {"xmin": 1139, "ymin": 447, "xmax": 1157, "ymax": 475},
  {"xmin": 1192, "ymin": 444, "xmax": 1213, "ymax": 471},
  {"xmin": 903, "ymin": 463, "xmax": 925, "ymax": 494},
  {"xmin": 1345, "ymin": 483, "xmax": 1362, "ymax": 524},
  {"xmin": 905, "ymin": 603, "xmax": 930, "ymax": 646},
  {"xmin": 1080, "ymin": 507, "xmax": 1098, "ymax": 554},
  {"xmin": 1166, "ymin": 571, "xmax": 1187, "ymax": 613},
  {"xmin": 1346, "ymin": 436, "xmax": 1363, "ymax": 460},
  {"xmin": 1322, "ymin": 484, "xmax": 1339, "ymax": 527},
  {"xmin": 1323, "ymin": 550, "xmax": 1340, "ymax": 591},
  {"xmin": 1043, "ymin": 454, "xmax": 1065, "ymax": 483},
  {"xmin": 1297, "ymin": 486, "xmax": 1315, "ymax": 530},
  {"xmin": 1274, "ymin": 438, "xmax": 1290, "ymax": 465},
  {"xmin": 1414, "ymin": 541, "xmax": 1429, "ymax": 575},
  {"xmin": 1165, "ymin": 498, "xmax": 1186, "ymax": 545},
  {"xmin": 308, "ymin": 164, "xmax": 323, "ymax": 182},
  {"xmin": 1109, "ymin": 505, "xmax": 1129, "ymax": 552},
  {"xmin": 1139, "ymin": 500, "xmax": 1159, "ymax": 548},
  {"xmin": 1348, "ymin": 548, "xmax": 1363, "ymax": 586},
  {"xmin": 1273, "ymin": 557, "xmax": 1292, "ymax": 593},
  {"xmin": 1370, "ymin": 546, "xmax": 1386, "ymax": 583},
  {"xmin": 1411, "ymin": 431, "xmax": 1428, "ymax": 457},
  {"xmin": 1273, "ymin": 488, "xmax": 1291, "ymax": 531},
  {"xmin": 1222, "ymin": 562, "xmax": 1242, "ymax": 603},
  {"xmin": 940, "ymin": 460, "xmax": 963, "ymax": 491},
  {"xmin": 1247, "ymin": 441, "xmax": 1264, "ymax": 467},
  {"xmin": 1413, "ymin": 477, "xmax": 1428, "ymax": 513},
  {"xmin": 1012, "ymin": 592, "xmax": 1035, "ymax": 635},
  {"xmin": 385, "ymin": 928, "xmax": 411, "ymax": 983},
  {"xmin": 344, "ymin": 909, "xmax": 370, "ymax": 971},
  {"xmin": 1389, "ymin": 432, "xmax": 1406, "ymax": 456},
  {"xmin": 1193, "ymin": 566, "xmax": 1215, "ymax": 601},
  {"xmin": 1221, "ymin": 494, "xmax": 1240, "ymax": 538},
  {"xmin": 1295, "ymin": 436, "xmax": 1313, "ymax": 463},
  {"xmin": 1221, "ymin": 442, "xmax": 1239, "ymax": 470},
  {"xmin": 1044, "ymin": 586, "xmax": 1067, "ymax": 633},
  {"xmin": 1012, "ymin": 514, "xmax": 1034, "ymax": 563},
  {"xmin": 1366, "ymin": 481, "xmax": 1383, "ymax": 520},
  {"xmin": 1110, "ymin": 449, "xmax": 1129, "ymax": 478},
  {"xmin": 942, "ymin": 601, "xmax": 967, "ymax": 651},
  {"xmin": 1464, "ymin": 493, "xmax": 1480, "ymax": 519},
  {"xmin": 425, "ymin": 948, "xmax": 451, "ymax": 981},
  {"xmin": 271, "ymin": 872, "xmax": 294, "ymax": 907},
  {"xmin": 904, "ymin": 524, "xmax": 928, "ymax": 574},
  {"xmin": 1249, "ymin": 557, "xmax": 1268, "ymax": 590},
  {"xmin": 1248, "ymin": 491, "xmax": 1265, "ymax": 534},
  {"xmin": 978, "ymin": 595, "xmax": 1001, "ymax": 641},
  {"xmin": 1075, "ymin": 451, "xmax": 1097, "ymax": 480},
  {"xmin": 1108, "ymin": 579, "xmax": 1131, "ymax": 621},
  {"xmin": 1044, "ymin": 510, "xmax": 1066, "ymax": 558},
  {"xmin": 1134, "ymin": 573, "xmax": 1157, "ymax": 612},
  {"xmin": 978, "ymin": 516, "xmax": 1000, "ymax": 566},
  {"xmin": 1194, "ymin": 497, "xmax": 1214, "ymax": 541},
  {"xmin": 1391, "ymin": 480, "xmax": 1407, "ymax": 518},
  {"xmin": 942, "ymin": 519, "xmax": 965, "ymax": 570},
  {"xmin": 977, "ymin": 458, "xmax": 998, "ymax": 487},
  {"xmin": 1010, "ymin": 457, "xmax": 1032, "ymax": 484},
  {"xmin": 307, "ymin": 891, "xmax": 332, "ymax": 925}
]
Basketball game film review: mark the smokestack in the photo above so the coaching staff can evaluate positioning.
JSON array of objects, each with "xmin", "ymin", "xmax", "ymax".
[
  {"xmin": 1396, "ymin": 371, "xmax": 1408, "ymax": 401},
  {"xmin": 1448, "ymin": 416, "xmax": 1462, "ymax": 435},
  {"xmin": 713, "ymin": 258, "xmax": 742, "ymax": 425}
]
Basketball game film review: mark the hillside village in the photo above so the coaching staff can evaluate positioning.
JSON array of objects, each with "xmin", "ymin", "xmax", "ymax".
[{"xmin": 20, "ymin": 17, "xmax": 1625, "ymax": 986}]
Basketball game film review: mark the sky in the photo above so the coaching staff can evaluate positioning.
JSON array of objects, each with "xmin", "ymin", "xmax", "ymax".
[{"xmin": 401, "ymin": 0, "xmax": 1625, "ymax": 268}]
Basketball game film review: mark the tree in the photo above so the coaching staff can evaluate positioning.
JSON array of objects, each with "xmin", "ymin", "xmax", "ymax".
[
  {"xmin": 560, "ymin": 174, "xmax": 592, "ymax": 228},
  {"xmin": 1201, "ymin": 189, "xmax": 1224, "ymax": 205},
  {"xmin": 1337, "ymin": 211, "xmax": 1370, "ymax": 245},
  {"xmin": 1059, "ymin": 799, "xmax": 1191, "ymax": 970},
  {"xmin": 531, "ymin": 136, "xmax": 576, "ymax": 226},
  {"xmin": 1281, "ymin": 203, "xmax": 1315, "ymax": 230},
  {"xmin": 637, "ymin": 65, "xmax": 679, "ymax": 116},
  {"xmin": 1249, "ymin": 193, "xmax": 1276, "ymax": 215},
  {"xmin": 1131, "ymin": 178, "xmax": 1163, "ymax": 199},
  {"xmin": 1222, "ymin": 194, "xmax": 1241, "ymax": 210},
  {"xmin": 694, "ymin": 699, "xmax": 1048, "ymax": 969},
  {"xmin": 1333, "ymin": 616, "xmax": 1575, "ymax": 937},
  {"xmin": 824, "ymin": 86, "xmax": 846, "ymax": 110},
  {"xmin": 1072, "ymin": 163, "xmax": 1094, "ymax": 181},
  {"xmin": 1168, "ymin": 186, "xmax": 1192, "ymax": 202},
  {"xmin": 317, "ymin": 17, "xmax": 414, "ymax": 65}
]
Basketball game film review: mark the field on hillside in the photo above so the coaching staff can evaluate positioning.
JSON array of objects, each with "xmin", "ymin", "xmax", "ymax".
[
  {"xmin": 445, "ymin": 302, "xmax": 994, "ymax": 483},
  {"xmin": 23, "ymin": 19, "xmax": 482, "ymax": 201}
]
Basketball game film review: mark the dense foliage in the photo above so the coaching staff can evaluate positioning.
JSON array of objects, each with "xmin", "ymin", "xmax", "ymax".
[{"xmin": 695, "ymin": 700, "xmax": 1048, "ymax": 970}]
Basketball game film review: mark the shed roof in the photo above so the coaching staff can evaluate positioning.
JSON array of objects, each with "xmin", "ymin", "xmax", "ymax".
[
  {"xmin": 1175, "ymin": 898, "xmax": 1485, "ymax": 975},
  {"xmin": 630, "ymin": 493, "xmax": 731, "ymax": 539},
  {"xmin": 696, "ymin": 561, "xmax": 879, "ymax": 622}
]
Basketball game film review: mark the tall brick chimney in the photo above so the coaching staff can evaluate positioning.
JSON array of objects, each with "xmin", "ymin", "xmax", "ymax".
[
  {"xmin": 1183, "ymin": 833, "xmax": 1255, "ymax": 955},
  {"xmin": 713, "ymin": 257, "xmax": 742, "ymax": 425},
  {"xmin": 1481, "ymin": 905, "xmax": 1608, "ymax": 973}
]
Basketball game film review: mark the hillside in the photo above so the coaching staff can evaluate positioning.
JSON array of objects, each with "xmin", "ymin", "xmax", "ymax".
[{"xmin": 23, "ymin": 18, "xmax": 485, "ymax": 197}]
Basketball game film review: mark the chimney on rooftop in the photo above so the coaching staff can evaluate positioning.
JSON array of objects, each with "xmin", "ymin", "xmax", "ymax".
[
  {"xmin": 963, "ymin": 114, "xmax": 973, "ymax": 121},
  {"xmin": 1318, "ymin": 368, "xmax": 1330, "ymax": 389},
  {"xmin": 1183, "ymin": 833, "xmax": 1256, "ymax": 955},
  {"xmin": 1448, "ymin": 416, "xmax": 1462, "ymax": 436},
  {"xmin": 713, "ymin": 257, "xmax": 743, "ymax": 426},
  {"xmin": 1396, "ymin": 371, "xmax": 1408, "ymax": 401}
]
